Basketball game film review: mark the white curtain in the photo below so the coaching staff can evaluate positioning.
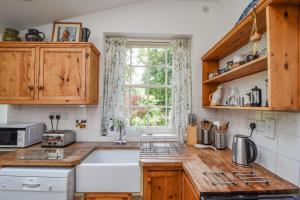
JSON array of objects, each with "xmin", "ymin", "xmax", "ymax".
[
  {"xmin": 102, "ymin": 37, "xmax": 127, "ymax": 135},
  {"xmin": 171, "ymin": 39, "xmax": 192, "ymax": 136}
]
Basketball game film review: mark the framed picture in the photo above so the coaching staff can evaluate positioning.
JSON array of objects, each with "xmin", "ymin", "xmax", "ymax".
[{"xmin": 52, "ymin": 22, "xmax": 82, "ymax": 42}]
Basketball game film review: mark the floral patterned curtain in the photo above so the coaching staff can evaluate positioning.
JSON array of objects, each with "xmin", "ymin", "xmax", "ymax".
[
  {"xmin": 102, "ymin": 37, "xmax": 127, "ymax": 135},
  {"xmin": 171, "ymin": 39, "xmax": 192, "ymax": 137}
]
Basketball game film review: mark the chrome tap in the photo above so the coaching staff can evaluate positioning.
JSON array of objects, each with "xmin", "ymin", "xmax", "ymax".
[{"xmin": 114, "ymin": 120, "xmax": 126, "ymax": 145}]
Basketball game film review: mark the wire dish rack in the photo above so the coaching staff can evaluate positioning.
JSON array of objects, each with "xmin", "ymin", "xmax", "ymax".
[
  {"xmin": 139, "ymin": 133, "xmax": 186, "ymax": 158},
  {"xmin": 203, "ymin": 170, "xmax": 237, "ymax": 186},
  {"xmin": 233, "ymin": 171, "xmax": 270, "ymax": 185}
]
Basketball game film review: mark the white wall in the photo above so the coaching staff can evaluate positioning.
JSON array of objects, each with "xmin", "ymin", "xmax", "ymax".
[{"xmin": 8, "ymin": 0, "xmax": 221, "ymax": 141}]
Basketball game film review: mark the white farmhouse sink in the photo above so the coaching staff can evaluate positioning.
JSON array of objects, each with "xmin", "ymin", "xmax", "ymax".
[{"xmin": 76, "ymin": 150, "xmax": 141, "ymax": 193}]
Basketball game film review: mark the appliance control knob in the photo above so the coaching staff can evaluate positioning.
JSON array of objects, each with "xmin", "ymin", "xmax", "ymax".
[
  {"xmin": 48, "ymin": 184, "xmax": 52, "ymax": 191},
  {"xmin": 2, "ymin": 184, "xmax": 5, "ymax": 188}
]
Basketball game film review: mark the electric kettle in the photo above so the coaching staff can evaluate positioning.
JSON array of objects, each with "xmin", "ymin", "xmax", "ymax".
[{"xmin": 232, "ymin": 134, "xmax": 257, "ymax": 166}]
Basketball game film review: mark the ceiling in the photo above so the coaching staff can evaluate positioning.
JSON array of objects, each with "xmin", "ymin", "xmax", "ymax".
[{"xmin": 0, "ymin": 0, "xmax": 219, "ymax": 30}]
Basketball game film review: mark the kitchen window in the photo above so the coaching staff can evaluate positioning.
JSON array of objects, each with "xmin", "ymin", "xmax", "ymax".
[{"xmin": 125, "ymin": 41, "xmax": 173, "ymax": 130}]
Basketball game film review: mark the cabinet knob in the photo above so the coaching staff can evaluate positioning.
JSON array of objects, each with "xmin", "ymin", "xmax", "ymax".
[
  {"xmin": 37, "ymin": 86, "xmax": 44, "ymax": 90},
  {"xmin": 27, "ymin": 85, "xmax": 34, "ymax": 90},
  {"xmin": 147, "ymin": 178, "xmax": 152, "ymax": 183}
]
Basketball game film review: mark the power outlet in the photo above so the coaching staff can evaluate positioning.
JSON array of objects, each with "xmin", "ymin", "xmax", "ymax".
[
  {"xmin": 50, "ymin": 112, "xmax": 68, "ymax": 120},
  {"xmin": 265, "ymin": 118, "xmax": 276, "ymax": 140},
  {"xmin": 255, "ymin": 120, "xmax": 265, "ymax": 132}
]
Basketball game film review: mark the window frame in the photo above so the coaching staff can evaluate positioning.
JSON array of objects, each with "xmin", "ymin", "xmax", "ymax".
[{"xmin": 125, "ymin": 41, "xmax": 174, "ymax": 134}]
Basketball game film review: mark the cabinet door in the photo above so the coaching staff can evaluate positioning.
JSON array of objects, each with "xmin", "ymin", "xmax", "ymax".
[
  {"xmin": 182, "ymin": 173, "xmax": 198, "ymax": 200},
  {"xmin": 144, "ymin": 170, "xmax": 182, "ymax": 200},
  {"xmin": 0, "ymin": 48, "xmax": 35, "ymax": 101},
  {"xmin": 85, "ymin": 193, "xmax": 131, "ymax": 200},
  {"xmin": 38, "ymin": 48, "xmax": 87, "ymax": 103}
]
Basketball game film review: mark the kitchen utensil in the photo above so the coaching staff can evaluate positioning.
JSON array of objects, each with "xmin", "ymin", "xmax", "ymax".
[
  {"xmin": 212, "ymin": 121, "xmax": 228, "ymax": 150},
  {"xmin": 209, "ymin": 86, "xmax": 223, "ymax": 106},
  {"xmin": 193, "ymin": 144, "xmax": 217, "ymax": 151},
  {"xmin": 232, "ymin": 134, "xmax": 257, "ymax": 166},
  {"xmin": 2, "ymin": 28, "xmax": 21, "ymax": 41},
  {"xmin": 25, "ymin": 28, "xmax": 45, "ymax": 41},
  {"xmin": 81, "ymin": 27, "xmax": 91, "ymax": 42}
]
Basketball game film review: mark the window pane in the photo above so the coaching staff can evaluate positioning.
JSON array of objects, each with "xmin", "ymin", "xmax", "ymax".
[
  {"xmin": 131, "ymin": 48, "xmax": 148, "ymax": 66},
  {"xmin": 166, "ymin": 107, "xmax": 172, "ymax": 126},
  {"xmin": 148, "ymin": 48, "xmax": 166, "ymax": 66},
  {"xmin": 166, "ymin": 89, "xmax": 172, "ymax": 106},
  {"xmin": 125, "ymin": 66, "xmax": 131, "ymax": 85},
  {"xmin": 148, "ymin": 107, "xmax": 167, "ymax": 126},
  {"xmin": 130, "ymin": 107, "xmax": 148, "ymax": 126},
  {"xmin": 131, "ymin": 67, "xmax": 147, "ymax": 85},
  {"xmin": 126, "ymin": 49, "xmax": 131, "ymax": 65},
  {"xmin": 148, "ymin": 88, "xmax": 166, "ymax": 106},
  {"xmin": 131, "ymin": 88, "xmax": 148, "ymax": 106},
  {"xmin": 148, "ymin": 67, "xmax": 166, "ymax": 85},
  {"xmin": 167, "ymin": 48, "xmax": 173, "ymax": 66},
  {"xmin": 167, "ymin": 67, "xmax": 172, "ymax": 85}
]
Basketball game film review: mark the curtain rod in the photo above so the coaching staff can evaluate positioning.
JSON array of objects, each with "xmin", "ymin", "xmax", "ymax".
[{"xmin": 127, "ymin": 38, "xmax": 172, "ymax": 43}]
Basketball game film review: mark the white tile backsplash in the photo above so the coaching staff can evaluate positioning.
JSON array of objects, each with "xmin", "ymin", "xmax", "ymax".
[
  {"xmin": 277, "ymin": 155, "xmax": 300, "ymax": 186},
  {"xmin": 258, "ymin": 147, "xmax": 277, "ymax": 173}
]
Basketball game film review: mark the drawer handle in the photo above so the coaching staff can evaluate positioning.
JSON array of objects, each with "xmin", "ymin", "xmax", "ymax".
[
  {"xmin": 27, "ymin": 85, "xmax": 34, "ymax": 90},
  {"xmin": 37, "ymin": 86, "xmax": 44, "ymax": 90}
]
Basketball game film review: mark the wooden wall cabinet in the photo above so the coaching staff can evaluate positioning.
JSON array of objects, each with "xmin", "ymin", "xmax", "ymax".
[
  {"xmin": 202, "ymin": 1, "xmax": 300, "ymax": 111},
  {"xmin": 143, "ymin": 166, "xmax": 183, "ymax": 200},
  {"xmin": 0, "ymin": 42, "xmax": 100, "ymax": 105}
]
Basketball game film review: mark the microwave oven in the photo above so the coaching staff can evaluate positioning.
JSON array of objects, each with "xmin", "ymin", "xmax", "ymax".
[{"xmin": 0, "ymin": 123, "xmax": 44, "ymax": 148}]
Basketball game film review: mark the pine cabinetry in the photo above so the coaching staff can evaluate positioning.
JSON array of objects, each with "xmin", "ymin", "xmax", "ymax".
[
  {"xmin": 182, "ymin": 173, "xmax": 199, "ymax": 200},
  {"xmin": 84, "ymin": 193, "xmax": 132, "ymax": 200},
  {"xmin": 202, "ymin": 0, "xmax": 300, "ymax": 111},
  {"xmin": 0, "ymin": 42, "xmax": 100, "ymax": 105},
  {"xmin": 143, "ymin": 166, "xmax": 183, "ymax": 200},
  {"xmin": 0, "ymin": 48, "xmax": 35, "ymax": 101}
]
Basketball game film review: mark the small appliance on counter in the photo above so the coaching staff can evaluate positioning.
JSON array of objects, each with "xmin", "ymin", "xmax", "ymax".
[
  {"xmin": 0, "ymin": 123, "xmax": 44, "ymax": 148},
  {"xmin": 42, "ymin": 130, "xmax": 75, "ymax": 147},
  {"xmin": 42, "ymin": 114, "xmax": 75, "ymax": 147},
  {"xmin": 232, "ymin": 123, "xmax": 257, "ymax": 166}
]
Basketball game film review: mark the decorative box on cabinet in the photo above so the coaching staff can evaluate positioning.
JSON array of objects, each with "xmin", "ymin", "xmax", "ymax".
[{"xmin": 0, "ymin": 42, "xmax": 100, "ymax": 105}]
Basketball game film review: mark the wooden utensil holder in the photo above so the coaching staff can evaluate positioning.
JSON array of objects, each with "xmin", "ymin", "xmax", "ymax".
[{"xmin": 186, "ymin": 125, "xmax": 198, "ymax": 146}]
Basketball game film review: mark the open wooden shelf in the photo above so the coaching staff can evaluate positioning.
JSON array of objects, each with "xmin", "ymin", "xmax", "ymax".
[
  {"xmin": 204, "ymin": 106, "xmax": 270, "ymax": 111},
  {"xmin": 201, "ymin": 0, "xmax": 268, "ymax": 61},
  {"xmin": 201, "ymin": 0, "xmax": 300, "ymax": 111},
  {"xmin": 203, "ymin": 56, "xmax": 268, "ymax": 84}
]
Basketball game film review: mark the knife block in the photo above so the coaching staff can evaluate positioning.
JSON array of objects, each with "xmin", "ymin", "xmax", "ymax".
[{"xmin": 186, "ymin": 125, "xmax": 198, "ymax": 146}]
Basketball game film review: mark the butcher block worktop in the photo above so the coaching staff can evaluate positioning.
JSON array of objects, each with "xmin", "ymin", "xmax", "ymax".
[
  {"xmin": 183, "ymin": 149, "xmax": 299, "ymax": 196},
  {"xmin": 0, "ymin": 142, "xmax": 139, "ymax": 167},
  {"xmin": 0, "ymin": 142, "xmax": 298, "ymax": 196}
]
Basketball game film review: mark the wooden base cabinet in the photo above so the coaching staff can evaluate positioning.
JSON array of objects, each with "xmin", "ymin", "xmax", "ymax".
[
  {"xmin": 0, "ymin": 42, "xmax": 100, "ymax": 105},
  {"xmin": 143, "ymin": 166, "xmax": 183, "ymax": 200},
  {"xmin": 182, "ymin": 173, "xmax": 199, "ymax": 200},
  {"xmin": 84, "ymin": 193, "xmax": 132, "ymax": 200}
]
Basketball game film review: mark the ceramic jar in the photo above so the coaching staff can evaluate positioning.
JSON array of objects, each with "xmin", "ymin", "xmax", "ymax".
[
  {"xmin": 209, "ymin": 86, "xmax": 223, "ymax": 106},
  {"xmin": 25, "ymin": 29, "xmax": 45, "ymax": 41},
  {"xmin": 2, "ymin": 28, "xmax": 21, "ymax": 41}
]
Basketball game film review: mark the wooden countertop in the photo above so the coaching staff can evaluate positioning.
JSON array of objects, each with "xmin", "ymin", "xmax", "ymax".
[
  {"xmin": 0, "ymin": 142, "xmax": 139, "ymax": 167},
  {"xmin": 0, "ymin": 142, "xmax": 298, "ymax": 196},
  {"xmin": 183, "ymin": 148, "xmax": 299, "ymax": 196}
]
